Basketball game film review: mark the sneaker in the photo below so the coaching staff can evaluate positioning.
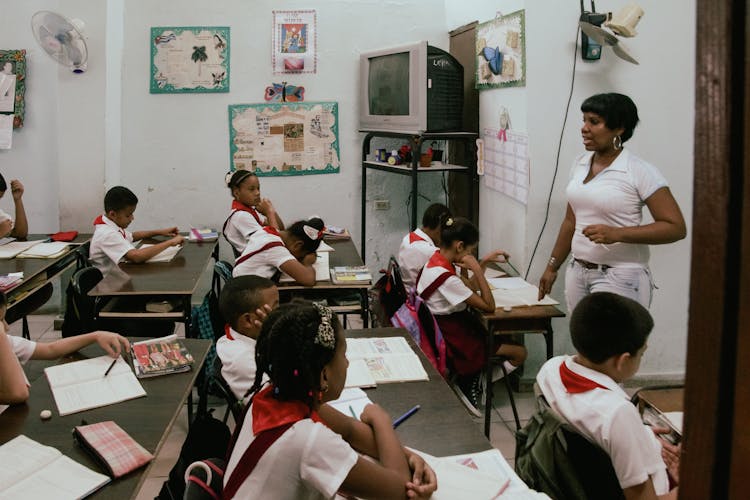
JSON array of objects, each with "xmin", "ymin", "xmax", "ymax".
[{"xmin": 450, "ymin": 375, "xmax": 482, "ymax": 417}]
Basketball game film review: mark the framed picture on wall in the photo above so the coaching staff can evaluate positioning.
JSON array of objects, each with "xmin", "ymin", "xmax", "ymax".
[
  {"xmin": 0, "ymin": 50, "xmax": 27, "ymax": 128},
  {"xmin": 475, "ymin": 10, "xmax": 526, "ymax": 89},
  {"xmin": 150, "ymin": 27, "xmax": 230, "ymax": 93},
  {"xmin": 272, "ymin": 10, "xmax": 317, "ymax": 74}
]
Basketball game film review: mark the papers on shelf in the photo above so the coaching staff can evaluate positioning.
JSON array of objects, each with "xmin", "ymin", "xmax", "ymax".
[
  {"xmin": 0, "ymin": 435, "xmax": 110, "ymax": 499},
  {"xmin": 0, "ymin": 272, "xmax": 23, "ymax": 292},
  {"xmin": 345, "ymin": 337, "xmax": 428, "ymax": 388},
  {"xmin": 330, "ymin": 266, "xmax": 372, "ymax": 285},
  {"xmin": 16, "ymin": 241, "xmax": 70, "ymax": 259},
  {"xmin": 328, "ymin": 388, "xmax": 373, "ymax": 419},
  {"xmin": 140, "ymin": 243, "xmax": 182, "ymax": 263},
  {"xmin": 0, "ymin": 240, "xmax": 46, "ymax": 259},
  {"xmin": 489, "ymin": 277, "xmax": 559, "ymax": 308},
  {"xmin": 44, "ymin": 355, "xmax": 146, "ymax": 416},
  {"xmin": 279, "ymin": 251, "xmax": 330, "ymax": 283}
]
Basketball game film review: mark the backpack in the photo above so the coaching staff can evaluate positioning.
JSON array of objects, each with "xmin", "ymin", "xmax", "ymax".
[
  {"xmin": 515, "ymin": 406, "xmax": 625, "ymax": 500},
  {"xmin": 370, "ymin": 256, "xmax": 407, "ymax": 327},
  {"xmin": 390, "ymin": 271, "xmax": 450, "ymax": 377}
]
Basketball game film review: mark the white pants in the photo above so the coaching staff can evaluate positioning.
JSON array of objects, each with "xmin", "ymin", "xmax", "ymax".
[{"xmin": 565, "ymin": 259, "xmax": 654, "ymax": 313}]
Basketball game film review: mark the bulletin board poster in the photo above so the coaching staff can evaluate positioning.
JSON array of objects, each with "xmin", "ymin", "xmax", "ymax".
[
  {"xmin": 272, "ymin": 10, "xmax": 317, "ymax": 74},
  {"xmin": 475, "ymin": 10, "xmax": 526, "ymax": 89},
  {"xmin": 0, "ymin": 49, "xmax": 26, "ymax": 128},
  {"xmin": 228, "ymin": 101, "xmax": 340, "ymax": 177},
  {"xmin": 150, "ymin": 26, "xmax": 229, "ymax": 93}
]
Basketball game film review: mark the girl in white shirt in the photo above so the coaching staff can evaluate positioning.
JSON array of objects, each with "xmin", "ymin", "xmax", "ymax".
[
  {"xmin": 232, "ymin": 217, "xmax": 324, "ymax": 286},
  {"xmin": 224, "ymin": 301, "xmax": 437, "ymax": 499},
  {"xmin": 223, "ymin": 170, "xmax": 285, "ymax": 257}
]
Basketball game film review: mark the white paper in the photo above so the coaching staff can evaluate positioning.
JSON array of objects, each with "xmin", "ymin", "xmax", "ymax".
[
  {"xmin": 484, "ymin": 267, "xmax": 507, "ymax": 278},
  {"xmin": 279, "ymin": 250, "xmax": 330, "ymax": 282},
  {"xmin": 140, "ymin": 243, "xmax": 182, "ymax": 263},
  {"xmin": 664, "ymin": 411, "xmax": 683, "ymax": 433},
  {"xmin": 0, "ymin": 73, "xmax": 16, "ymax": 113},
  {"xmin": 0, "ymin": 114, "xmax": 12, "ymax": 150},
  {"xmin": 328, "ymin": 388, "xmax": 373, "ymax": 418},
  {"xmin": 0, "ymin": 240, "xmax": 45, "ymax": 259},
  {"xmin": 16, "ymin": 242, "xmax": 70, "ymax": 258},
  {"xmin": 317, "ymin": 241, "xmax": 334, "ymax": 252},
  {"xmin": 344, "ymin": 358, "xmax": 377, "ymax": 388},
  {"xmin": 488, "ymin": 276, "xmax": 533, "ymax": 290},
  {"xmin": 491, "ymin": 286, "xmax": 559, "ymax": 308}
]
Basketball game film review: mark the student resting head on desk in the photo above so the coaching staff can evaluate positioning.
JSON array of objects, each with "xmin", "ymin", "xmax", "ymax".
[
  {"xmin": 397, "ymin": 202, "xmax": 451, "ymax": 291},
  {"xmin": 216, "ymin": 275, "xmax": 279, "ymax": 402},
  {"xmin": 0, "ymin": 174, "xmax": 28, "ymax": 240},
  {"xmin": 223, "ymin": 170, "xmax": 285, "ymax": 258},
  {"xmin": 89, "ymin": 186, "xmax": 185, "ymax": 275},
  {"xmin": 223, "ymin": 300, "xmax": 437, "ymax": 500},
  {"xmin": 536, "ymin": 292, "xmax": 680, "ymax": 499},
  {"xmin": 231, "ymin": 217, "xmax": 325, "ymax": 287},
  {"xmin": 415, "ymin": 216, "xmax": 526, "ymax": 414},
  {"xmin": 0, "ymin": 291, "xmax": 129, "ymax": 407}
]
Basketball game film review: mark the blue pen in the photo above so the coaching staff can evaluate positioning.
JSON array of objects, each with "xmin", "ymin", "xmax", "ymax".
[{"xmin": 392, "ymin": 404, "xmax": 420, "ymax": 428}]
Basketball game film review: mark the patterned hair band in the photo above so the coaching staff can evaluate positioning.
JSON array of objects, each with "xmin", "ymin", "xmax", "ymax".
[
  {"xmin": 312, "ymin": 303, "xmax": 335, "ymax": 349},
  {"xmin": 226, "ymin": 169, "xmax": 255, "ymax": 188},
  {"xmin": 302, "ymin": 224, "xmax": 324, "ymax": 241}
]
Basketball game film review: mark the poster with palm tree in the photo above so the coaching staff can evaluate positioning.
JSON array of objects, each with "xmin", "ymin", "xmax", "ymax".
[{"xmin": 151, "ymin": 26, "xmax": 229, "ymax": 93}]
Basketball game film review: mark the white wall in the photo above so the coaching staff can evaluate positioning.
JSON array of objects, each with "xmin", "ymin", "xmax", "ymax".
[{"xmin": 446, "ymin": 0, "xmax": 695, "ymax": 379}]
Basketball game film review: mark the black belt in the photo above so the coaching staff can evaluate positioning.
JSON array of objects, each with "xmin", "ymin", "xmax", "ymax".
[{"xmin": 574, "ymin": 258, "xmax": 611, "ymax": 271}]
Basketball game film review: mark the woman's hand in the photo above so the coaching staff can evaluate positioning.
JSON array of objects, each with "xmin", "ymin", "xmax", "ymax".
[
  {"xmin": 538, "ymin": 268, "xmax": 557, "ymax": 300},
  {"xmin": 404, "ymin": 450, "xmax": 438, "ymax": 498},
  {"xmin": 582, "ymin": 224, "xmax": 620, "ymax": 244}
]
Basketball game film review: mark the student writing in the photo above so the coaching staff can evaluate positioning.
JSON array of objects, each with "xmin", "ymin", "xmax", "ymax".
[
  {"xmin": 224, "ymin": 301, "xmax": 437, "ymax": 499},
  {"xmin": 231, "ymin": 217, "xmax": 325, "ymax": 286},
  {"xmin": 89, "ymin": 186, "xmax": 185, "ymax": 275},
  {"xmin": 397, "ymin": 203, "xmax": 451, "ymax": 291},
  {"xmin": 223, "ymin": 170, "xmax": 285, "ymax": 257}
]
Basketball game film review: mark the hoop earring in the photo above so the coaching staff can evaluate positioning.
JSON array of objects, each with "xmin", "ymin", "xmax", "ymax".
[{"xmin": 613, "ymin": 135, "xmax": 622, "ymax": 151}]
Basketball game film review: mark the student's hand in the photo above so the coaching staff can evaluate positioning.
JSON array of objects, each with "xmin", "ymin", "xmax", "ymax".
[
  {"xmin": 10, "ymin": 180, "xmax": 24, "ymax": 201},
  {"xmin": 360, "ymin": 403, "xmax": 391, "ymax": 427},
  {"xmin": 0, "ymin": 218, "xmax": 12, "ymax": 238},
  {"xmin": 160, "ymin": 226, "xmax": 179, "ymax": 237},
  {"xmin": 251, "ymin": 304, "xmax": 273, "ymax": 329},
  {"xmin": 538, "ymin": 268, "xmax": 558, "ymax": 300},
  {"xmin": 256, "ymin": 198, "xmax": 275, "ymax": 216},
  {"xmin": 652, "ymin": 427, "xmax": 681, "ymax": 485},
  {"xmin": 95, "ymin": 331, "xmax": 130, "ymax": 357},
  {"xmin": 405, "ymin": 450, "xmax": 438, "ymax": 498},
  {"xmin": 301, "ymin": 252, "xmax": 317, "ymax": 266},
  {"xmin": 480, "ymin": 249, "xmax": 510, "ymax": 266},
  {"xmin": 169, "ymin": 235, "xmax": 185, "ymax": 246},
  {"xmin": 582, "ymin": 224, "xmax": 621, "ymax": 245},
  {"xmin": 455, "ymin": 254, "xmax": 481, "ymax": 273}
]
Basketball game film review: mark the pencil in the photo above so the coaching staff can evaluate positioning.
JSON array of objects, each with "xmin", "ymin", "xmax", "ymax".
[
  {"xmin": 392, "ymin": 404, "xmax": 420, "ymax": 428},
  {"xmin": 349, "ymin": 405, "xmax": 357, "ymax": 419},
  {"xmin": 103, "ymin": 357, "xmax": 118, "ymax": 377}
]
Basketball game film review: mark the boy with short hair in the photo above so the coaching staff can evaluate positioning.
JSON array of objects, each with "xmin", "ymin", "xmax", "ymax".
[
  {"xmin": 89, "ymin": 186, "xmax": 185, "ymax": 275},
  {"xmin": 397, "ymin": 203, "xmax": 452, "ymax": 290},
  {"xmin": 216, "ymin": 275, "xmax": 279, "ymax": 401},
  {"xmin": 536, "ymin": 292, "xmax": 678, "ymax": 499},
  {"xmin": 0, "ymin": 291, "xmax": 129, "ymax": 407}
]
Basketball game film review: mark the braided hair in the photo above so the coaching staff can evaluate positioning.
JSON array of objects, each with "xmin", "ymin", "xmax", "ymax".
[{"xmin": 250, "ymin": 300, "xmax": 341, "ymax": 408}]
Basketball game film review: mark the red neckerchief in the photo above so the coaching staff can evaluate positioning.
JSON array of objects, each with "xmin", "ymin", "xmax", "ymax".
[
  {"xmin": 231, "ymin": 200, "xmax": 263, "ymax": 226},
  {"xmin": 262, "ymin": 226, "xmax": 281, "ymax": 238},
  {"xmin": 559, "ymin": 361, "xmax": 609, "ymax": 393},
  {"xmin": 93, "ymin": 214, "xmax": 125, "ymax": 239},
  {"xmin": 225, "ymin": 324, "xmax": 234, "ymax": 341},
  {"xmin": 409, "ymin": 231, "xmax": 426, "ymax": 244},
  {"xmin": 426, "ymin": 250, "xmax": 456, "ymax": 274},
  {"xmin": 251, "ymin": 385, "xmax": 321, "ymax": 434}
]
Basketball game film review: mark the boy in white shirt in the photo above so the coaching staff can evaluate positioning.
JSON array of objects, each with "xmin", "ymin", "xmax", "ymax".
[
  {"xmin": 536, "ymin": 292, "xmax": 680, "ymax": 499},
  {"xmin": 89, "ymin": 186, "xmax": 184, "ymax": 275},
  {"xmin": 215, "ymin": 275, "xmax": 279, "ymax": 401},
  {"xmin": 397, "ymin": 203, "xmax": 451, "ymax": 290}
]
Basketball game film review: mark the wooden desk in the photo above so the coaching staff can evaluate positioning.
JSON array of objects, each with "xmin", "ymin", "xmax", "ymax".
[
  {"xmin": 346, "ymin": 327, "xmax": 491, "ymax": 456},
  {"xmin": 0, "ymin": 338, "xmax": 211, "ymax": 500},
  {"xmin": 89, "ymin": 239, "xmax": 218, "ymax": 333},
  {"xmin": 279, "ymin": 238, "xmax": 371, "ymax": 327},
  {"xmin": 636, "ymin": 387, "xmax": 684, "ymax": 413}
]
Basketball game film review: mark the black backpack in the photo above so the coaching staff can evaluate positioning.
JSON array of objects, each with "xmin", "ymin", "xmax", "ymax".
[
  {"xmin": 515, "ymin": 406, "xmax": 624, "ymax": 500},
  {"xmin": 369, "ymin": 256, "xmax": 407, "ymax": 327}
]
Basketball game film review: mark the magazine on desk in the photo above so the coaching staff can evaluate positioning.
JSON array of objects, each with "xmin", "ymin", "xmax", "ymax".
[
  {"xmin": 344, "ymin": 337, "xmax": 428, "ymax": 388},
  {"xmin": 0, "ymin": 435, "xmax": 110, "ymax": 499},
  {"xmin": 130, "ymin": 334, "xmax": 194, "ymax": 378}
]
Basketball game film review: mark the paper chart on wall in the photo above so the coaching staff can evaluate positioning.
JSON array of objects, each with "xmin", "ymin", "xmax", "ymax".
[{"xmin": 480, "ymin": 127, "xmax": 529, "ymax": 205}]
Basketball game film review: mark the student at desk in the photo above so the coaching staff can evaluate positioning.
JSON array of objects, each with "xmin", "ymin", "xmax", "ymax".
[
  {"xmin": 89, "ymin": 186, "xmax": 185, "ymax": 275},
  {"xmin": 397, "ymin": 203, "xmax": 451, "ymax": 290},
  {"xmin": 0, "ymin": 291, "xmax": 129, "ymax": 406},
  {"xmin": 0, "ymin": 174, "xmax": 27, "ymax": 239},
  {"xmin": 232, "ymin": 217, "xmax": 325, "ymax": 286},
  {"xmin": 536, "ymin": 292, "xmax": 680, "ymax": 499}
]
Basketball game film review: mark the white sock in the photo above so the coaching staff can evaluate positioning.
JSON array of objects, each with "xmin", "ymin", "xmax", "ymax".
[{"xmin": 491, "ymin": 360, "xmax": 519, "ymax": 382}]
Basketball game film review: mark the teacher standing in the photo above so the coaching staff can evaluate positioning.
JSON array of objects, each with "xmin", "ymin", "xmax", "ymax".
[{"xmin": 538, "ymin": 93, "xmax": 686, "ymax": 311}]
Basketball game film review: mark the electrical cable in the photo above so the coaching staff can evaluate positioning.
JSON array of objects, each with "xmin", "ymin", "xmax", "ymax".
[{"xmin": 524, "ymin": 25, "xmax": 580, "ymax": 280}]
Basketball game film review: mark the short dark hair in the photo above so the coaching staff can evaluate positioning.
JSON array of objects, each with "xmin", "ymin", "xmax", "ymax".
[
  {"xmin": 287, "ymin": 217, "xmax": 325, "ymax": 254},
  {"xmin": 251, "ymin": 300, "xmax": 342, "ymax": 408},
  {"xmin": 581, "ymin": 93, "xmax": 639, "ymax": 143},
  {"xmin": 219, "ymin": 275, "xmax": 276, "ymax": 329},
  {"xmin": 440, "ymin": 216, "xmax": 479, "ymax": 248},
  {"xmin": 226, "ymin": 169, "xmax": 257, "ymax": 189},
  {"xmin": 104, "ymin": 186, "xmax": 138, "ymax": 212},
  {"xmin": 422, "ymin": 203, "xmax": 451, "ymax": 230},
  {"xmin": 0, "ymin": 173, "xmax": 6, "ymax": 193},
  {"xmin": 570, "ymin": 292, "xmax": 653, "ymax": 364}
]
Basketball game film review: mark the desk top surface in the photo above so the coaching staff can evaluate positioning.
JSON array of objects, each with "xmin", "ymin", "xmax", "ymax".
[
  {"xmin": 0, "ymin": 338, "xmax": 211, "ymax": 499},
  {"xmin": 346, "ymin": 327, "xmax": 492, "ymax": 456},
  {"xmin": 637, "ymin": 387, "xmax": 684, "ymax": 413},
  {"xmin": 89, "ymin": 239, "xmax": 217, "ymax": 296},
  {"xmin": 483, "ymin": 304, "xmax": 566, "ymax": 322}
]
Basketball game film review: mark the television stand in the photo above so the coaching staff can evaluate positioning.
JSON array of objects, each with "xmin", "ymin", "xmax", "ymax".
[{"xmin": 360, "ymin": 130, "xmax": 479, "ymax": 258}]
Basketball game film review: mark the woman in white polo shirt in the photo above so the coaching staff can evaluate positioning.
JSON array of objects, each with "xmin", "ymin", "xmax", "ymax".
[{"xmin": 538, "ymin": 93, "xmax": 686, "ymax": 311}]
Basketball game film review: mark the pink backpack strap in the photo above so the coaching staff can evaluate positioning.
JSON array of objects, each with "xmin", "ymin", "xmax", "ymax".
[{"xmin": 234, "ymin": 241, "xmax": 284, "ymax": 267}]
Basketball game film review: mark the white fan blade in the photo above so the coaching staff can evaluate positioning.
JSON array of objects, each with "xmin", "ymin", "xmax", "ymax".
[
  {"xmin": 579, "ymin": 21, "xmax": 618, "ymax": 47},
  {"xmin": 612, "ymin": 41, "xmax": 639, "ymax": 65}
]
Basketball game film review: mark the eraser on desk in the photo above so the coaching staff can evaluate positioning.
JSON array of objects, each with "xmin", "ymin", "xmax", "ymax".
[
  {"xmin": 503, "ymin": 306, "xmax": 512, "ymax": 312},
  {"xmin": 40, "ymin": 409, "xmax": 52, "ymax": 420}
]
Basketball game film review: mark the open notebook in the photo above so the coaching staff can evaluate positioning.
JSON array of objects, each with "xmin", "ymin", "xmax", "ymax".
[
  {"xmin": 488, "ymin": 277, "xmax": 559, "ymax": 308},
  {"xmin": 0, "ymin": 435, "xmax": 110, "ymax": 499},
  {"xmin": 345, "ymin": 337, "xmax": 428, "ymax": 388},
  {"xmin": 0, "ymin": 239, "xmax": 46, "ymax": 259},
  {"xmin": 139, "ymin": 243, "xmax": 182, "ymax": 263},
  {"xmin": 278, "ymin": 251, "xmax": 330, "ymax": 283}
]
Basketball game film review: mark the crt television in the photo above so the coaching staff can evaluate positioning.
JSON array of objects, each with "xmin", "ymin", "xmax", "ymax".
[{"xmin": 359, "ymin": 41, "xmax": 464, "ymax": 134}]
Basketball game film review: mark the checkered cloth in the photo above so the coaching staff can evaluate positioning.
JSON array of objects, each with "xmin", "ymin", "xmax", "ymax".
[{"xmin": 74, "ymin": 421, "xmax": 153, "ymax": 478}]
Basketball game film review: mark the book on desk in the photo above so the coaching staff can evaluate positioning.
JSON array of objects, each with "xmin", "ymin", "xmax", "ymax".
[
  {"xmin": 188, "ymin": 228, "xmax": 219, "ymax": 242},
  {"xmin": 345, "ymin": 337, "xmax": 428, "ymax": 388},
  {"xmin": 330, "ymin": 265, "xmax": 372, "ymax": 285},
  {"xmin": 138, "ymin": 243, "xmax": 182, "ymax": 263},
  {"xmin": 279, "ymin": 251, "xmax": 330, "ymax": 283},
  {"xmin": 131, "ymin": 335, "xmax": 194, "ymax": 378}
]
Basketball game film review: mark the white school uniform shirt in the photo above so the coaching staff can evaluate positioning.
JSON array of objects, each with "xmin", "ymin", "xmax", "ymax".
[
  {"xmin": 397, "ymin": 228, "xmax": 438, "ymax": 291},
  {"xmin": 0, "ymin": 335, "xmax": 36, "ymax": 414},
  {"xmin": 224, "ymin": 409, "xmax": 358, "ymax": 500},
  {"xmin": 89, "ymin": 215, "xmax": 135, "ymax": 275},
  {"xmin": 223, "ymin": 205, "xmax": 267, "ymax": 256},
  {"xmin": 536, "ymin": 355, "xmax": 669, "ymax": 494},
  {"xmin": 416, "ymin": 250, "xmax": 473, "ymax": 315},
  {"xmin": 215, "ymin": 327, "xmax": 265, "ymax": 401},
  {"xmin": 567, "ymin": 149, "xmax": 668, "ymax": 267},
  {"xmin": 232, "ymin": 226, "xmax": 295, "ymax": 279}
]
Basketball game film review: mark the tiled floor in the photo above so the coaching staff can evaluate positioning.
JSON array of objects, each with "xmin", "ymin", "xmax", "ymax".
[{"xmin": 12, "ymin": 313, "xmax": 538, "ymax": 500}]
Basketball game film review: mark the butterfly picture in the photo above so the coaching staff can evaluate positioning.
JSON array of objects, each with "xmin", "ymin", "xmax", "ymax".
[
  {"xmin": 481, "ymin": 46, "xmax": 504, "ymax": 75},
  {"xmin": 264, "ymin": 82, "xmax": 305, "ymax": 102}
]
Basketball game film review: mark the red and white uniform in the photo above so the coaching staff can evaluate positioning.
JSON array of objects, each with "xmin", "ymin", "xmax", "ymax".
[
  {"xmin": 232, "ymin": 226, "xmax": 295, "ymax": 279},
  {"xmin": 216, "ymin": 326, "xmax": 263, "ymax": 401},
  {"xmin": 416, "ymin": 251, "xmax": 472, "ymax": 315},
  {"xmin": 223, "ymin": 201, "xmax": 267, "ymax": 256},
  {"xmin": 1, "ymin": 335, "xmax": 35, "ymax": 414},
  {"xmin": 397, "ymin": 228, "xmax": 438, "ymax": 290},
  {"xmin": 89, "ymin": 214, "xmax": 135, "ymax": 275},
  {"xmin": 536, "ymin": 355, "xmax": 669, "ymax": 494}
]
